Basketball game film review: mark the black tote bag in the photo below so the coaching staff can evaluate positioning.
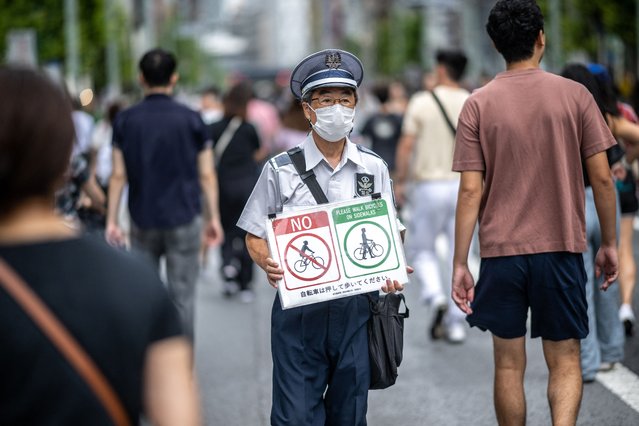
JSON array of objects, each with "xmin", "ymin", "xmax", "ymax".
[{"xmin": 368, "ymin": 292, "xmax": 409, "ymax": 390}]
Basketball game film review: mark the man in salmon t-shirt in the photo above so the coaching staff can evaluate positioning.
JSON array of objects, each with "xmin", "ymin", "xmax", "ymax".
[{"xmin": 451, "ymin": 1, "xmax": 619, "ymax": 425}]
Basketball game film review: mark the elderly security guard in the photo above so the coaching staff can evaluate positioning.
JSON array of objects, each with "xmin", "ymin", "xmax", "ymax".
[{"xmin": 238, "ymin": 49, "xmax": 406, "ymax": 426}]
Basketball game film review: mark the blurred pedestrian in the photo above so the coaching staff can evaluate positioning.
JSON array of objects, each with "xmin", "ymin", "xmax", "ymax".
[
  {"xmin": 238, "ymin": 49, "xmax": 407, "ymax": 426},
  {"xmin": 76, "ymin": 101, "xmax": 124, "ymax": 233},
  {"xmin": 56, "ymin": 93, "xmax": 105, "ymax": 223},
  {"xmin": 360, "ymin": 82, "xmax": 403, "ymax": 175},
  {"xmin": 0, "ymin": 66, "xmax": 200, "ymax": 425},
  {"xmin": 387, "ymin": 80, "xmax": 408, "ymax": 116},
  {"xmin": 106, "ymin": 48, "xmax": 223, "ymax": 340},
  {"xmin": 210, "ymin": 82, "xmax": 260, "ymax": 302},
  {"xmin": 451, "ymin": 1, "xmax": 618, "ymax": 425},
  {"xmin": 272, "ymin": 95, "xmax": 309, "ymax": 153},
  {"xmin": 200, "ymin": 85, "xmax": 224, "ymax": 126},
  {"xmin": 395, "ymin": 49, "xmax": 470, "ymax": 343},
  {"xmin": 588, "ymin": 63, "xmax": 639, "ymax": 337},
  {"xmin": 561, "ymin": 63, "xmax": 625, "ymax": 382},
  {"xmin": 247, "ymin": 84, "xmax": 280, "ymax": 162}
]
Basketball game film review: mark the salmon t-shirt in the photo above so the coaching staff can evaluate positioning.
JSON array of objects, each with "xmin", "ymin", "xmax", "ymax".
[{"xmin": 452, "ymin": 68, "xmax": 616, "ymax": 258}]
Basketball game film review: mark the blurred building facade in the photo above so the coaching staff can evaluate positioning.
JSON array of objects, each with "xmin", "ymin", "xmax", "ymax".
[{"xmin": 118, "ymin": 0, "xmax": 504, "ymax": 88}]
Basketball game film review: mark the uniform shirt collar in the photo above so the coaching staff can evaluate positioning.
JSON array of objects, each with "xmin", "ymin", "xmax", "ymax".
[{"xmin": 301, "ymin": 134, "xmax": 365, "ymax": 170}]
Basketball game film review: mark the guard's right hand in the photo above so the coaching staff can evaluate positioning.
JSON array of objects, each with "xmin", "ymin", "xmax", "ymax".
[{"xmin": 264, "ymin": 257, "xmax": 284, "ymax": 289}]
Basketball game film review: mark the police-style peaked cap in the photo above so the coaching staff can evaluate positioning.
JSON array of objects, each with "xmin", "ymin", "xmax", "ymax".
[{"xmin": 290, "ymin": 49, "xmax": 364, "ymax": 99}]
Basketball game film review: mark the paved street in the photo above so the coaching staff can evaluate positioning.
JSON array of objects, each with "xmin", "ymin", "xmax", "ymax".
[{"xmin": 194, "ymin": 245, "xmax": 639, "ymax": 426}]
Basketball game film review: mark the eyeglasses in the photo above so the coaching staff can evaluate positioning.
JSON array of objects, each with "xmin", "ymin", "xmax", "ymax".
[{"xmin": 311, "ymin": 96, "xmax": 355, "ymax": 108}]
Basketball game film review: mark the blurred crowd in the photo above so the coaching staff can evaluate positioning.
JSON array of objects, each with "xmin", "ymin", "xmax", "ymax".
[{"xmin": 59, "ymin": 51, "xmax": 639, "ymax": 345}]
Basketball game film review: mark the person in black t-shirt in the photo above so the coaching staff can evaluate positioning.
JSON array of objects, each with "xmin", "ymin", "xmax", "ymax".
[
  {"xmin": 0, "ymin": 66, "xmax": 200, "ymax": 425},
  {"xmin": 107, "ymin": 49, "xmax": 224, "ymax": 339},
  {"xmin": 210, "ymin": 82, "xmax": 261, "ymax": 302},
  {"xmin": 360, "ymin": 82, "xmax": 403, "ymax": 174}
]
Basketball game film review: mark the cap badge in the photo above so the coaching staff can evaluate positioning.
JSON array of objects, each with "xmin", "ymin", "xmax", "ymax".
[{"xmin": 325, "ymin": 52, "xmax": 342, "ymax": 69}]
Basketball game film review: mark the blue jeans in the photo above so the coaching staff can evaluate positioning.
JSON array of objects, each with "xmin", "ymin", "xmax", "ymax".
[{"xmin": 580, "ymin": 187, "xmax": 624, "ymax": 380}]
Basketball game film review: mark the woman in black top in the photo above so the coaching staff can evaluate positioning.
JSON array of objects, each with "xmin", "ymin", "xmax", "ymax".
[
  {"xmin": 0, "ymin": 67, "xmax": 200, "ymax": 425},
  {"xmin": 210, "ymin": 82, "xmax": 261, "ymax": 302}
]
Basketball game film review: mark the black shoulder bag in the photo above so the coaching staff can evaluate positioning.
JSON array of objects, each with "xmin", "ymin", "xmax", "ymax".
[{"xmin": 286, "ymin": 146, "xmax": 409, "ymax": 390}]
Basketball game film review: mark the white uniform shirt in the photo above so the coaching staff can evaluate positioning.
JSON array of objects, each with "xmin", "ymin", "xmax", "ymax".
[{"xmin": 238, "ymin": 134, "xmax": 400, "ymax": 239}]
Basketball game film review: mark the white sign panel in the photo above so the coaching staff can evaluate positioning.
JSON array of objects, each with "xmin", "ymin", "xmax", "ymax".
[{"xmin": 266, "ymin": 194, "xmax": 408, "ymax": 309}]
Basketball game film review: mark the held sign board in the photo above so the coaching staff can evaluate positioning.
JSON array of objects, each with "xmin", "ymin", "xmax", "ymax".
[{"xmin": 266, "ymin": 194, "xmax": 408, "ymax": 309}]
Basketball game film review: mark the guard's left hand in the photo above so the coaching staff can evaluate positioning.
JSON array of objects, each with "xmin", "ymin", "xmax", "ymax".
[{"xmin": 381, "ymin": 265, "xmax": 413, "ymax": 293}]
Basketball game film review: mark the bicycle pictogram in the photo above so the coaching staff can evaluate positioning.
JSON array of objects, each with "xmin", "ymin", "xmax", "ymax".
[
  {"xmin": 293, "ymin": 253, "xmax": 326, "ymax": 273},
  {"xmin": 293, "ymin": 240, "xmax": 326, "ymax": 273},
  {"xmin": 353, "ymin": 227, "xmax": 385, "ymax": 260},
  {"xmin": 353, "ymin": 241, "xmax": 384, "ymax": 260}
]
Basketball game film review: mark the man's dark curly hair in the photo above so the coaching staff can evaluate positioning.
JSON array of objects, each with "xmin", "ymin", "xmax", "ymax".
[{"xmin": 486, "ymin": 0, "xmax": 544, "ymax": 64}]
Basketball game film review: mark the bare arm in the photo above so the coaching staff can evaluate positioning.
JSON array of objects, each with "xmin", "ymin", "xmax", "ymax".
[
  {"xmin": 81, "ymin": 148, "xmax": 107, "ymax": 213},
  {"xmin": 451, "ymin": 171, "xmax": 483, "ymax": 314},
  {"xmin": 106, "ymin": 148, "xmax": 127, "ymax": 246},
  {"xmin": 143, "ymin": 337, "xmax": 201, "ymax": 426},
  {"xmin": 610, "ymin": 116, "xmax": 639, "ymax": 162},
  {"xmin": 393, "ymin": 133, "xmax": 416, "ymax": 206},
  {"xmin": 585, "ymin": 151, "xmax": 619, "ymax": 289},
  {"xmin": 197, "ymin": 148, "xmax": 223, "ymax": 246}
]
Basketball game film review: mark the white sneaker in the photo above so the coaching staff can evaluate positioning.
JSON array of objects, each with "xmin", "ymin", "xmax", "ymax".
[
  {"xmin": 446, "ymin": 322, "xmax": 466, "ymax": 344},
  {"xmin": 223, "ymin": 281, "xmax": 240, "ymax": 297},
  {"xmin": 240, "ymin": 289, "xmax": 255, "ymax": 304},
  {"xmin": 620, "ymin": 304, "xmax": 636, "ymax": 337},
  {"xmin": 620, "ymin": 304, "xmax": 636, "ymax": 322}
]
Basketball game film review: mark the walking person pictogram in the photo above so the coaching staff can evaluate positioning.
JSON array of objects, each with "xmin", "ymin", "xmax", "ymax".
[
  {"xmin": 361, "ymin": 228, "xmax": 374, "ymax": 259},
  {"xmin": 353, "ymin": 227, "xmax": 384, "ymax": 260}
]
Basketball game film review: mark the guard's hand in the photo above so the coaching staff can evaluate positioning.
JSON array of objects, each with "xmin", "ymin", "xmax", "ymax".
[
  {"xmin": 381, "ymin": 280, "xmax": 403, "ymax": 293},
  {"xmin": 595, "ymin": 244, "xmax": 619, "ymax": 290},
  {"xmin": 451, "ymin": 263, "xmax": 475, "ymax": 314},
  {"xmin": 264, "ymin": 257, "xmax": 284, "ymax": 289},
  {"xmin": 381, "ymin": 265, "xmax": 412, "ymax": 293}
]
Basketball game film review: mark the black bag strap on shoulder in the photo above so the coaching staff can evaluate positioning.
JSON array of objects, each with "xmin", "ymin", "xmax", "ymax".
[
  {"xmin": 287, "ymin": 146, "xmax": 329, "ymax": 205},
  {"xmin": 430, "ymin": 89, "xmax": 457, "ymax": 136}
]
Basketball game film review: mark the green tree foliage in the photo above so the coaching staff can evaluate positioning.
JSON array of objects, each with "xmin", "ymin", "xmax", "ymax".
[
  {"xmin": 538, "ymin": 0, "xmax": 637, "ymax": 65},
  {"xmin": 0, "ymin": 0, "xmax": 65, "ymax": 62},
  {"xmin": 375, "ymin": 9, "xmax": 422, "ymax": 77},
  {"xmin": 0, "ymin": 0, "xmax": 132, "ymax": 92}
]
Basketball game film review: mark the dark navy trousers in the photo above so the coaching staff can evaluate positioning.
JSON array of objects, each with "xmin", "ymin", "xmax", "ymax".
[{"xmin": 270, "ymin": 293, "xmax": 374, "ymax": 426}]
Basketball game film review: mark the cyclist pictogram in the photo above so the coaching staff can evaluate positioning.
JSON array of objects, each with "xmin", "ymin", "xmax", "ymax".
[
  {"xmin": 283, "ymin": 233, "xmax": 332, "ymax": 283},
  {"xmin": 293, "ymin": 240, "xmax": 326, "ymax": 273}
]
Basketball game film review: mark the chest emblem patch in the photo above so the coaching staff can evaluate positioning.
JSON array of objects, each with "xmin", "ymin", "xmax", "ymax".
[{"xmin": 355, "ymin": 173, "xmax": 374, "ymax": 196}]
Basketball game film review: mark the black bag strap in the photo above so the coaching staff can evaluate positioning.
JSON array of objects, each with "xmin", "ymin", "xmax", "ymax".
[
  {"xmin": 430, "ymin": 89, "xmax": 457, "ymax": 136},
  {"xmin": 287, "ymin": 146, "xmax": 329, "ymax": 204},
  {"xmin": 0, "ymin": 258, "xmax": 131, "ymax": 426}
]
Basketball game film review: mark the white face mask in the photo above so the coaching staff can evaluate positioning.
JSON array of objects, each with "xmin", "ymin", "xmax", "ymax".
[{"xmin": 308, "ymin": 104, "xmax": 355, "ymax": 142}]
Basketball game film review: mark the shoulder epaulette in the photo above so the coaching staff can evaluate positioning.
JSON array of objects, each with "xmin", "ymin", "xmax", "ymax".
[
  {"xmin": 356, "ymin": 145, "xmax": 388, "ymax": 168},
  {"xmin": 270, "ymin": 152, "xmax": 293, "ymax": 169}
]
